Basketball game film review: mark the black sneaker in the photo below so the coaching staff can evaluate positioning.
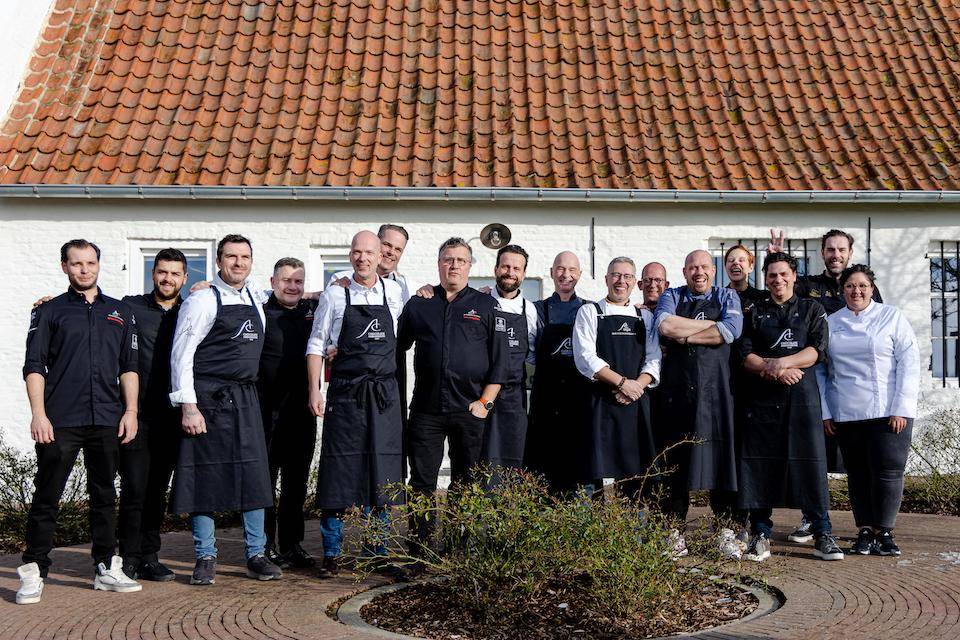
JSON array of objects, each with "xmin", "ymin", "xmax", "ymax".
[
  {"xmin": 813, "ymin": 534, "xmax": 844, "ymax": 561},
  {"xmin": 246, "ymin": 554, "xmax": 283, "ymax": 581},
  {"xmin": 744, "ymin": 533, "xmax": 771, "ymax": 562},
  {"xmin": 787, "ymin": 518, "xmax": 814, "ymax": 543},
  {"xmin": 281, "ymin": 544, "xmax": 316, "ymax": 568},
  {"xmin": 138, "ymin": 559, "xmax": 175, "ymax": 582},
  {"xmin": 876, "ymin": 530, "xmax": 901, "ymax": 556},
  {"xmin": 265, "ymin": 547, "xmax": 290, "ymax": 569},
  {"xmin": 849, "ymin": 527, "xmax": 876, "ymax": 555},
  {"xmin": 121, "ymin": 558, "xmax": 139, "ymax": 581},
  {"xmin": 317, "ymin": 555, "xmax": 340, "ymax": 579},
  {"xmin": 190, "ymin": 556, "xmax": 216, "ymax": 585}
]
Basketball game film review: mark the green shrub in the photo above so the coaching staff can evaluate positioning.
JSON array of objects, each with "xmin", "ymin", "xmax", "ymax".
[{"xmin": 907, "ymin": 408, "xmax": 960, "ymax": 515}]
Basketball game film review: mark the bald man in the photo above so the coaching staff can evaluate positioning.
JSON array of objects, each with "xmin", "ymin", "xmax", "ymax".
[
  {"xmin": 654, "ymin": 250, "xmax": 743, "ymax": 556},
  {"xmin": 640, "ymin": 262, "xmax": 669, "ymax": 312},
  {"xmin": 306, "ymin": 231, "xmax": 406, "ymax": 577},
  {"xmin": 524, "ymin": 251, "xmax": 594, "ymax": 494}
]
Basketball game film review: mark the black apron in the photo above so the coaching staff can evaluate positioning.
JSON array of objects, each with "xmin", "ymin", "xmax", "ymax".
[
  {"xmin": 316, "ymin": 284, "xmax": 404, "ymax": 510},
  {"xmin": 660, "ymin": 288, "xmax": 738, "ymax": 492},
  {"xmin": 524, "ymin": 298, "xmax": 592, "ymax": 493},
  {"xmin": 481, "ymin": 299, "xmax": 530, "ymax": 469},
  {"xmin": 171, "ymin": 287, "xmax": 273, "ymax": 514},
  {"xmin": 737, "ymin": 302, "xmax": 829, "ymax": 511},
  {"xmin": 584, "ymin": 303, "xmax": 655, "ymax": 481}
]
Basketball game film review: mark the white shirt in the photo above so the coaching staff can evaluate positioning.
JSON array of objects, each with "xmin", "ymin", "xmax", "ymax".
[
  {"xmin": 169, "ymin": 273, "xmax": 269, "ymax": 405},
  {"xmin": 817, "ymin": 301, "xmax": 920, "ymax": 421},
  {"xmin": 330, "ymin": 268, "xmax": 410, "ymax": 304},
  {"xmin": 307, "ymin": 275, "xmax": 405, "ymax": 357},
  {"xmin": 572, "ymin": 300, "xmax": 661, "ymax": 385},
  {"xmin": 491, "ymin": 287, "xmax": 539, "ymax": 364}
]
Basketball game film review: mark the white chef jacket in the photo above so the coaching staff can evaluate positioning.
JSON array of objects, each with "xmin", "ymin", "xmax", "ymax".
[
  {"xmin": 169, "ymin": 273, "xmax": 269, "ymax": 405},
  {"xmin": 330, "ymin": 268, "xmax": 410, "ymax": 304},
  {"xmin": 572, "ymin": 300, "xmax": 661, "ymax": 385},
  {"xmin": 307, "ymin": 275, "xmax": 404, "ymax": 357},
  {"xmin": 491, "ymin": 287, "xmax": 538, "ymax": 364},
  {"xmin": 817, "ymin": 301, "xmax": 920, "ymax": 421}
]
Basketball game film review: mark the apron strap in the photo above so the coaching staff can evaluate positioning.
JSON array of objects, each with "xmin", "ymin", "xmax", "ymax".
[{"xmin": 212, "ymin": 285, "xmax": 222, "ymax": 311}]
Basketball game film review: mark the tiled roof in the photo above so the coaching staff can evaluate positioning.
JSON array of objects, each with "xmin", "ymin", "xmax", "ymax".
[{"xmin": 1, "ymin": 0, "xmax": 960, "ymax": 189}]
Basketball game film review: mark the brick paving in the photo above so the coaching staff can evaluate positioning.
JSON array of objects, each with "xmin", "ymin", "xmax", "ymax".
[{"xmin": 0, "ymin": 508, "xmax": 958, "ymax": 639}]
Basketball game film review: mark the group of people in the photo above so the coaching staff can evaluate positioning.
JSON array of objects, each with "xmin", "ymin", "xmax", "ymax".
[{"xmin": 15, "ymin": 223, "xmax": 920, "ymax": 605}]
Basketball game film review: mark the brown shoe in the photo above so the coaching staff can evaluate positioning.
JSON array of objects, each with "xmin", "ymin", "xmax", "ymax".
[{"xmin": 317, "ymin": 556, "xmax": 340, "ymax": 579}]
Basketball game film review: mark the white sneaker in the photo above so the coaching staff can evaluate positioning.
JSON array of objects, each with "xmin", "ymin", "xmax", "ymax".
[
  {"xmin": 16, "ymin": 562, "xmax": 43, "ymax": 605},
  {"xmin": 94, "ymin": 556, "xmax": 142, "ymax": 593},
  {"xmin": 718, "ymin": 528, "xmax": 742, "ymax": 560},
  {"xmin": 664, "ymin": 529, "xmax": 689, "ymax": 559}
]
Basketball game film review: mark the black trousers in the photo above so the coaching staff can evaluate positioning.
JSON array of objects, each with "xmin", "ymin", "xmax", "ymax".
[
  {"xmin": 835, "ymin": 418, "xmax": 913, "ymax": 530},
  {"xmin": 23, "ymin": 426, "xmax": 119, "ymax": 577},
  {"xmin": 117, "ymin": 422, "xmax": 149, "ymax": 563},
  {"xmin": 406, "ymin": 411, "xmax": 485, "ymax": 545},
  {"xmin": 263, "ymin": 409, "xmax": 317, "ymax": 551},
  {"xmin": 138, "ymin": 414, "xmax": 181, "ymax": 562}
]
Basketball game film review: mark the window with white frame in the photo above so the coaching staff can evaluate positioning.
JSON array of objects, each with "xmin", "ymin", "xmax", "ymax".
[
  {"xmin": 930, "ymin": 241, "xmax": 959, "ymax": 383},
  {"xmin": 710, "ymin": 237, "xmax": 818, "ymax": 289},
  {"xmin": 130, "ymin": 240, "xmax": 214, "ymax": 300},
  {"xmin": 308, "ymin": 246, "xmax": 352, "ymax": 292}
]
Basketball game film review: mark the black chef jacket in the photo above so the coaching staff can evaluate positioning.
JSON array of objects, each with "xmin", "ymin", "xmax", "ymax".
[
  {"xmin": 23, "ymin": 287, "xmax": 139, "ymax": 428},
  {"xmin": 257, "ymin": 295, "xmax": 318, "ymax": 410},
  {"xmin": 397, "ymin": 285, "xmax": 509, "ymax": 414},
  {"xmin": 796, "ymin": 271, "xmax": 882, "ymax": 315},
  {"xmin": 123, "ymin": 291, "xmax": 181, "ymax": 415}
]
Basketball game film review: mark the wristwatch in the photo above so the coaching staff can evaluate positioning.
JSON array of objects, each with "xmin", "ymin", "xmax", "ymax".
[{"xmin": 480, "ymin": 397, "xmax": 494, "ymax": 410}]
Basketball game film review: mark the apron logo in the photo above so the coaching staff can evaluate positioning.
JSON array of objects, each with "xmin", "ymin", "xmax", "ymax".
[
  {"xmin": 550, "ymin": 337, "xmax": 573, "ymax": 357},
  {"xmin": 131, "ymin": 334, "xmax": 138, "ymax": 350},
  {"xmin": 230, "ymin": 319, "xmax": 259, "ymax": 341},
  {"xmin": 506, "ymin": 326, "xmax": 521, "ymax": 348},
  {"xmin": 465, "ymin": 309, "xmax": 482, "ymax": 322},
  {"xmin": 770, "ymin": 328, "xmax": 799, "ymax": 349},
  {"xmin": 612, "ymin": 322, "xmax": 636, "ymax": 336},
  {"xmin": 355, "ymin": 318, "xmax": 387, "ymax": 340},
  {"xmin": 694, "ymin": 311, "xmax": 706, "ymax": 320},
  {"xmin": 106, "ymin": 310, "xmax": 125, "ymax": 326},
  {"xmin": 494, "ymin": 316, "xmax": 506, "ymax": 331}
]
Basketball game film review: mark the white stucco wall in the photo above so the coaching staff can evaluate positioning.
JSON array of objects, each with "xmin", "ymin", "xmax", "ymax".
[
  {"xmin": 1, "ymin": 197, "xmax": 959, "ymax": 450},
  {"xmin": 0, "ymin": 0, "xmax": 56, "ymax": 123}
]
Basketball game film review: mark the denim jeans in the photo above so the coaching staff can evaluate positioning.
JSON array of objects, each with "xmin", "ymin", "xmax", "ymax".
[
  {"xmin": 321, "ymin": 508, "xmax": 390, "ymax": 558},
  {"xmin": 750, "ymin": 508, "xmax": 831, "ymax": 538},
  {"xmin": 191, "ymin": 509, "xmax": 267, "ymax": 560}
]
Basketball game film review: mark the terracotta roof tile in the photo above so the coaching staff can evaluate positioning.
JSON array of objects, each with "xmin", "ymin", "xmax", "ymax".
[{"xmin": 4, "ymin": 0, "xmax": 960, "ymax": 188}]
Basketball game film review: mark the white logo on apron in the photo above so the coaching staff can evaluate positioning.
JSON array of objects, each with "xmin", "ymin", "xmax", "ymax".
[
  {"xmin": 694, "ymin": 311, "xmax": 706, "ymax": 320},
  {"xmin": 770, "ymin": 328, "xmax": 799, "ymax": 349},
  {"xmin": 355, "ymin": 318, "xmax": 386, "ymax": 340},
  {"xmin": 550, "ymin": 337, "xmax": 573, "ymax": 356},
  {"xmin": 230, "ymin": 319, "xmax": 258, "ymax": 341}
]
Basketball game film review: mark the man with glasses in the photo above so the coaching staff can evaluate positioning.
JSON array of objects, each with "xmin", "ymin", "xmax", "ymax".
[{"xmin": 640, "ymin": 262, "xmax": 670, "ymax": 312}]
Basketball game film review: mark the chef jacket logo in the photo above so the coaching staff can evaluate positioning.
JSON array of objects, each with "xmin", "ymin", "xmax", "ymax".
[
  {"xmin": 355, "ymin": 318, "xmax": 386, "ymax": 340},
  {"xmin": 494, "ymin": 316, "xmax": 506, "ymax": 331},
  {"xmin": 550, "ymin": 337, "xmax": 574, "ymax": 357},
  {"xmin": 131, "ymin": 334, "xmax": 138, "ymax": 350},
  {"xmin": 506, "ymin": 326, "xmax": 521, "ymax": 348},
  {"xmin": 106, "ymin": 310, "xmax": 125, "ymax": 327},
  {"xmin": 694, "ymin": 312, "xmax": 706, "ymax": 320},
  {"xmin": 230, "ymin": 319, "xmax": 259, "ymax": 341},
  {"xmin": 465, "ymin": 309, "xmax": 482, "ymax": 322},
  {"xmin": 612, "ymin": 322, "xmax": 636, "ymax": 336},
  {"xmin": 770, "ymin": 328, "xmax": 799, "ymax": 350}
]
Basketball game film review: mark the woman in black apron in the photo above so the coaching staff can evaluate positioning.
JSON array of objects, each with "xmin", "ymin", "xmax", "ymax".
[
  {"xmin": 737, "ymin": 252, "xmax": 841, "ymax": 562},
  {"xmin": 481, "ymin": 300, "xmax": 529, "ymax": 473},
  {"xmin": 316, "ymin": 283, "xmax": 404, "ymax": 572}
]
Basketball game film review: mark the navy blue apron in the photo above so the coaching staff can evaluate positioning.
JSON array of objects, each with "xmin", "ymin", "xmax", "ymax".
[
  {"xmin": 171, "ymin": 286, "xmax": 273, "ymax": 514},
  {"xmin": 316, "ymin": 283, "xmax": 404, "ymax": 509},
  {"xmin": 524, "ymin": 298, "xmax": 591, "ymax": 493},
  {"xmin": 660, "ymin": 288, "xmax": 738, "ymax": 492},
  {"xmin": 584, "ymin": 303, "xmax": 655, "ymax": 481},
  {"xmin": 481, "ymin": 299, "xmax": 529, "ymax": 469},
  {"xmin": 737, "ymin": 298, "xmax": 829, "ymax": 511}
]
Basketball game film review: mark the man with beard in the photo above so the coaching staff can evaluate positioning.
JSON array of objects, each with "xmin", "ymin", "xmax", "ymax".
[
  {"xmin": 18, "ymin": 239, "xmax": 141, "ymax": 604},
  {"xmin": 655, "ymin": 250, "xmax": 742, "ymax": 557},
  {"xmin": 767, "ymin": 228, "xmax": 883, "ymax": 543},
  {"xmin": 258, "ymin": 258, "xmax": 318, "ymax": 569},
  {"xmin": 524, "ymin": 252, "xmax": 592, "ymax": 494}
]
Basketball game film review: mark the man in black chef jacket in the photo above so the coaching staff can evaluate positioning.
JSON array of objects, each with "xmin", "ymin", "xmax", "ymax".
[
  {"xmin": 258, "ymin": 257, "xmax": 319, "ymax": 569},
  {"xmin": 18, "ymin": 239, "xmax": 142, "ymax": 605},
  {"xmin": 397, "ymin": 237, "xmax": 508, "ymax": 550},
  {"xmin": 524, "ymin": 251, "xmax": 592, "ymax": 494},
  {"xmin": 767, "ymin": 228, "xmax": 883, "ymax": 543}
]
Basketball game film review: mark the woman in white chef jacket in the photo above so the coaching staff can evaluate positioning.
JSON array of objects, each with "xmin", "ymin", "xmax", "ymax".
[{"xmin": 818, "ymin": 264, "xmax": 920, "ymax": 557}]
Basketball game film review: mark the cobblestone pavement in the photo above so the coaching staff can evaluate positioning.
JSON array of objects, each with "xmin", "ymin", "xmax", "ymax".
[{"xmin": 0, "ymin": 508, "xmax": 958, "ymax": 639}]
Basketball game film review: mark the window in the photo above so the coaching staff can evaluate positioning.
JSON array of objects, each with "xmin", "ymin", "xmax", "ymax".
[
  {"xmin": 710, "ymin": 238, "xmax": 817, "ymax": 289},
  {"xmin": 308, "ymin": 246, "xmax": 351, "ymax": 292},
  {"xmin": 130, "ymin": 240, "xmax": 214, "ymax": 300},
  {"xmin": 930, "ymin": 241, "xmax": 959, "ymax": 384},
  {"xmin": 471, "ymin": 277, "xmax": 543, "ymax": 301}
]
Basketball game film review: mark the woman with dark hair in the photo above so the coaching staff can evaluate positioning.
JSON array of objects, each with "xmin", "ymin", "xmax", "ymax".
[
  {"xmin": 723, "ymin": 244, "xmax": 765, "ymax": 316},
  {"xmin": 737, "ymin": 252, "xmax": 842, "ymax": 563},
  {"xmin": 818, "ymin": 264, "xmax": 920, "ymax": 556}
]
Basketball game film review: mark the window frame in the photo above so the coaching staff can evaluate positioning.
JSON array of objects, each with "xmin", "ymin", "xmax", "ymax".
[
  {"xmin": 129, "ymin": 239, "xmax": 215, "ymax": 296},
  {"xmin": 929, "ymin": 240, "xmax": 960, "ymax": 385}
]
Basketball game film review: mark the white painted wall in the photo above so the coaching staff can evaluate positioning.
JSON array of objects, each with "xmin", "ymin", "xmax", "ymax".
[
  {"xmin": 1, "ymin": 197, "xmax": 959, "ymax": 450},
  {"xmin": 0, "ymin": 0, "xmax": 55, "ymax": 123}
]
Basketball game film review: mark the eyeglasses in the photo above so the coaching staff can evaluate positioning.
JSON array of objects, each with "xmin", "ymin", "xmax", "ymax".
[
  {"xmin": 641, "ymin": 277, "xmax": 665, "ymax": 286},
  {"xmin": 441, "ymin": 257, "xmax": 470, "ymax": 267},
  {"xmin": 843, "ymin": 283, "xmax": 873, "ymax": 291},
  {"xmin": 608, "ymin": 272, "xmax": 636, "ymax": 281}
]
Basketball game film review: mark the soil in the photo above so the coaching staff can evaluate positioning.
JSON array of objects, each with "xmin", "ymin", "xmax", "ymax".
[{"xmin": 359, "ymin": 578, "xmax": 759, "ymax": 640}]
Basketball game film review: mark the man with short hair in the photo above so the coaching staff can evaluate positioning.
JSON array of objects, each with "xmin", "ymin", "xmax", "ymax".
[
  {"xmin": 655, "ymin": 250, "xmax": 743, "ymax": 556},
  {"xmin": 169, "ymin": 234, "xmax": 281, "ymax": 585},
  {"xmin": 640, "ymin": 262, "xmax": 669, "ymax": 312},
  {"xmin": 307, "ymin": 231, "xmax": 405, "ymax": 577},
  {"xmin": 18, "ymin": 239, "xmax": 142, "ymax": 604},
  {"xmin": 330, "ymin": 223, "xmax": 411, "ymax": 302},
  {"xmin": 258, "ymin": 257, "xmax": 319, "ymax": 569},
  {"xmin": 524, "ymin": 251, "xmax": 592, "ymax": 494}
]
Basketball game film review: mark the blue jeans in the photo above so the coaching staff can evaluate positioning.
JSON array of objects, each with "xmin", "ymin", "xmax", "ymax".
[
  {"xmin": 750, "ymin": 508, "xmax": 831, "ymax": 538},
  {"xmin": 321, "ymin": 508, "xmax": 390, "ymax": 558},
  {"xmin": 191, "ymin": 510, "xmax": 267, "ymax": 560}
]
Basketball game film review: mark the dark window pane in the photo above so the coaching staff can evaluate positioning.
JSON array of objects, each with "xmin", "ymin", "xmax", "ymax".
[{"xmin": 946, "ymin": 257, "xmax": 959, "ymax": 294}]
